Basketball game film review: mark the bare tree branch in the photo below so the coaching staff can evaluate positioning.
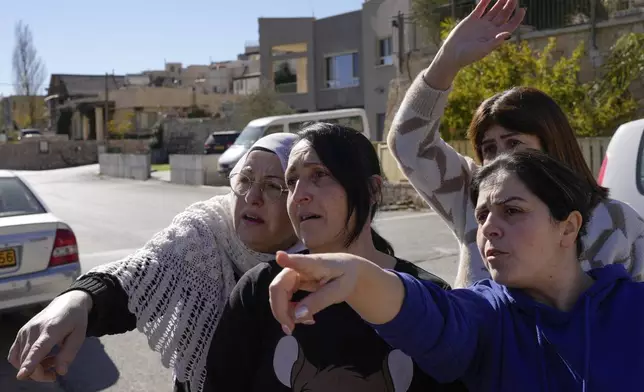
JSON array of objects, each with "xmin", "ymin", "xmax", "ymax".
[{"xmin": 12, "ymin": 20, "xmax": 47, "ymax": 128}]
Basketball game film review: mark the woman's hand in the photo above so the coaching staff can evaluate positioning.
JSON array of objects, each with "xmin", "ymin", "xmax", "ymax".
[
  {"xmin": 426, "ymin": 0, "xmax": 526, "ymax": 90},
  {"xmin": 269, "ymin": 251, "xmax": 360, "ymax": 333},
  {"xmin": 269, "ymin": 251, "xmax": 405, "ymax": 333},
  {"xmin": 7, "ymin": 291, "xmax": 92, "ymax": 382}
]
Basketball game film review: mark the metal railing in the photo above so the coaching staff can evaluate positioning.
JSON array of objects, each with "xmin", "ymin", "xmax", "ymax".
[{"xmin": 427, "ymin": 0, "xmax": 643, "ymax": 33}]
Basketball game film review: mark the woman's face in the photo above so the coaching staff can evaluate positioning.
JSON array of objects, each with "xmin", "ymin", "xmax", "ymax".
[
  {"xmin": 232, "ymin": 150, "xmax": 297, "ymax": 253},
  {"xmin": 474, "ymin": 171, "xmax": 579, "ymax": 288},
  {"xmin": 285, "ymin": 140, "xmax": 350, "ymax": 252},
  {"xmin": 480, "ymin": 126, "xmax": 542, "ymax": 163}
]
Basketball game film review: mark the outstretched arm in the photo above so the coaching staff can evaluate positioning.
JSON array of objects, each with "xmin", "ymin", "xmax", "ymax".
[{"xmin": 269, "ymin": 252, "xmax": 494, "ymax": 382}]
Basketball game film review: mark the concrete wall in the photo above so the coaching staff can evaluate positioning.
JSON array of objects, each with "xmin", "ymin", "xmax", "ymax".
[
  {"xmin": 0, "ymin": 140, "xmax": 98, "ymax": 170},
  {"xmin": 169, "ymin": 154, "xmax": 227, "ymax": 186},
  {"xmin": 99, "ymin": 153, "xmax": 151, "ymax": 181},
  {"xmin": 314, "ymin": 11, "xmax": 364, "ymax": 111},
  {"xmin": 259, "ymin": 17, "xmax": 316, "ymax": 112}
]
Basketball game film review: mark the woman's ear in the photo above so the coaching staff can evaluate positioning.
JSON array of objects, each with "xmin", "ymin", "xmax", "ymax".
[
  {"xmin": 560, "ymin": 210, "xmax": 582, "ymax": 250},
  {"xmin": 369, "ymin": 175, "xmax": 384, "ymax": 206}
]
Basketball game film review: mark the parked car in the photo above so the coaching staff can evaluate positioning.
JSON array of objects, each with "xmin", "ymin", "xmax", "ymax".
[
  {"xmin": 18, "ymin": 128, "xmax": 43, "ymax": 140},
  {"xmin": 598, "ymin": 118, "xmax": 644, "ymax": 217},
  {"xmin": 204, "ymin": 130, "xmax": 241, "ymax": 155},
  {"xmin": 0, "ymin": 171, "xmax": 81, "ymax": 312}
]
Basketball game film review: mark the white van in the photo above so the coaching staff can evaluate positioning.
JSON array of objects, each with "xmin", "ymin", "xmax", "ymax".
[{"xmin": 217, "ymin": 108, "xmax": 370, "ymax": 176}]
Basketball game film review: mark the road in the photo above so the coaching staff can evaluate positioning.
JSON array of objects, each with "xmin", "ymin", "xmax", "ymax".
[{"xmin": 0, "ymin": 165, "xmax": 460, "ymax": 392}]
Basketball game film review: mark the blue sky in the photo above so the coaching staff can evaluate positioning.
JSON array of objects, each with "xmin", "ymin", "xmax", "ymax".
[{"xmin": 0, "ymin": 0, "xmax": 363, "ymax": 96}]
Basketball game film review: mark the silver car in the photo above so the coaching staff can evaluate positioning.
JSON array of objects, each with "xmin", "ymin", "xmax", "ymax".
[{"xmin": 0, "ymin": 170, "xmax": 81, "ymax": 312}]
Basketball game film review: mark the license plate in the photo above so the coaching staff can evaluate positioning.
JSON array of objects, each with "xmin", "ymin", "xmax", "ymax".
[
  {"xmin": 0, "ymin": 248, "xmax": 17, "ymax": 268},
  {"xmin": 214, "ymin": 145, "xmax": 225, "ymax": 151}
]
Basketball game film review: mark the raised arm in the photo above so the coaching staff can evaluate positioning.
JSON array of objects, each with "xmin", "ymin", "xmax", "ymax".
[
  {"xmin": 269, "ymin": 252, "xmax": 495, "ymax": 382},
  {"xmin": 387, "ymin": 0, "xmax": 525, "ymax": 240},
  {"xmin": 387, "ymin": 55, "xmax": 477, "ymax": 240}
]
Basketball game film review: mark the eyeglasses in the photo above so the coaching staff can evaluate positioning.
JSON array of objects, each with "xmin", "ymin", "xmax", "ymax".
[{"xmin": 229, "ymin": 173, "xmax": 288, "ymax": 202}]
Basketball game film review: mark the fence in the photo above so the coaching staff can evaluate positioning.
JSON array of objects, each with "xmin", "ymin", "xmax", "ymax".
[
  {"xmin": 375, "ymin": 137, "xmax": 612, "ymax": 183},
  {"xmin": 407, "ymin": 0, "xmax": 643, "ymax": 53}
]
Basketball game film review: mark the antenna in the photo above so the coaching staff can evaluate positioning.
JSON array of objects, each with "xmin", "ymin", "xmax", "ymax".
[{"xmin": 309, "ymin": 0, "xmax": 315, "ymax": 17}]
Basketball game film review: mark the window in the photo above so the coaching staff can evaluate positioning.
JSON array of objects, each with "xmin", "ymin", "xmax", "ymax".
[
  {"xmin": 326, "ymin": 116, "xmax": 364, "ymax": 134},
  {"xmin": 271, "ymin": 43, "xmax": 308, "ymax": 57},
  {"xmin": 264, "ymin": 124, "xmax": 284, "ymax": 136},
  {"xmin": 325, "ymin": 53, "xmax": 360, "ymax": 89},
  {"xmin": 273, "ymin": 58, "xmax": 308, "ymax": 94},
  {"xmin": 288, "ymin": 121, "xmax": 311, "ymax": 133},
  {"xmin": 235, "ymin": 126, "xmax": 264, "ymax": 146},
  {"xmin": 378, "ymin": 37, "xmax": 393, "ymax": 66},
  {"xmin": 0, "ymin": 178, "xmax": 46, "ymax": 218}
]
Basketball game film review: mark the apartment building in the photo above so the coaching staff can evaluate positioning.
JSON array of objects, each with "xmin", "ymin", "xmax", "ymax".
[{"xmin": 258, "ymin": 0, "xmax": 414, "ymax": 140}]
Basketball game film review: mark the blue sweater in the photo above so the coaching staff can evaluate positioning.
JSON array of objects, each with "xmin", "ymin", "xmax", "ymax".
[{"xmin": 373, "ymin": 264, "xmax": 644, "ymax": 392}]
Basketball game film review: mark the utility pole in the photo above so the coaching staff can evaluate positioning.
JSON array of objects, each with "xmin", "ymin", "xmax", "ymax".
[
  {"xmin": 397, "ymin": 11, "xmax": 405, "ymax": 76},
  {"xmin": 590, "ymin": 0, "xmax": 598, "ymax": 49},
  {"xmin": 451, "ymin": 0, "xmax": 457, "ymax": 20},
  {"xmin": 104, "ymin": 72, "xmax": 109, "ymax": 142}
]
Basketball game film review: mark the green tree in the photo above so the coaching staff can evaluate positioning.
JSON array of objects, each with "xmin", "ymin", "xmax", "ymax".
[
  {"xmin": 411, "ymin": 0, "xmax": 450, "ymax": 46},
  {"xmin": 439, "ymin": 18, "xmax": 643, "ymax": 139},
  {"xmin": 232, "ymin": 87, "xmax": 295, "ymax": 129}
]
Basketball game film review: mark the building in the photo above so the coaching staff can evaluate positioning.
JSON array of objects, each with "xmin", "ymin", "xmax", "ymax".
[
  {"xmin": 258, "ymin": 0, "xmax": 414, "ymax": 140},
  {"xmin": 211, "ymin": 44, "xmax": 262, "ymax": 95},
  {"xmin": 46, "ymin": 74, "xmax": 125, "ymax": 140}
]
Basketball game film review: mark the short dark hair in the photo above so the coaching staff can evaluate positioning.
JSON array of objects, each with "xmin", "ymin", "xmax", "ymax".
[
  {"xmin": 469, "ymin": 150, "xmax": 608, "ymax": 255},
  {"xmin": 296, "ymin": 123, "xmax": 395, "ymax": 255}
]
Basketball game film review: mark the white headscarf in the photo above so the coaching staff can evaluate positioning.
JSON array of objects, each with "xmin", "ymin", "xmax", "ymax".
[{"xmin": 90, "ymin": 132, "xmax": 303, "ymax": 392}]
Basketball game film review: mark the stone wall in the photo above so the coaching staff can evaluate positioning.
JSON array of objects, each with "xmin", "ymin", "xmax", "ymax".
[
  {"xmin": 161, "ymin": 118, "xmax": 232, "ymax": 155},
  {"xmin": 0, "ymin": 139, "xmax": 150, "ymax": 171},
  {"xmin": 381, "ymin": 182, "xmax": 427, "ymax": 210},
  {"xmin": 0, "ymin": 140, "xmax": 98, "ymax": 171}
]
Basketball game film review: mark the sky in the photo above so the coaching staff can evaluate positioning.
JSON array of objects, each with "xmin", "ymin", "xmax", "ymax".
[{"xmin": 0, "ymin": 0, "xmax": 364, "ymax": 96}]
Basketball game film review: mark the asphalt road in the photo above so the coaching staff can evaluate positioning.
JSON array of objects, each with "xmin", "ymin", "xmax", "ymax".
[{"xmin": 0, "ymin": 165, "xmax": 460, "ymax": 392}]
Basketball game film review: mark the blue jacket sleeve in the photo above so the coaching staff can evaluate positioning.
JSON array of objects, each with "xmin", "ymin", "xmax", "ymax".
[{"xmin": 369, "ymin": 271, "xmax": 498, "ymax": 383}]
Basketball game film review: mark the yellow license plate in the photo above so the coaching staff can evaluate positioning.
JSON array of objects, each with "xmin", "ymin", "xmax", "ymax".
[
  {"xmin": 0, "ymin": 249, "xmax": 17, "ymax": 268},
  {"xmin": 214, "ymin": 145, "xmax": 225, "ymax": 151}
]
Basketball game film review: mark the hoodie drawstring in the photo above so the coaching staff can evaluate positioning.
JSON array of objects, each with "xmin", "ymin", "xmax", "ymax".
[
  {"xmin": 535, "ymin": 311, "xmax": 549, "ymax": 392},
  {"xmin": 582, "ymin": 297, "xmax": 591, "ymax": 392},
  {"xmin": 536, "ymin": 299, "xmax": 592, "ymax": 392}
]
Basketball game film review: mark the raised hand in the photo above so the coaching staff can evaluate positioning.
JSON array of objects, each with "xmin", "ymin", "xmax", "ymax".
[
  {"xmin": 442, "ymin": 0, "xmax": 526, "ymax": 68},
  {"xmin": 426, "ymin": 0, "xmax": 526, "ymax": 90}
]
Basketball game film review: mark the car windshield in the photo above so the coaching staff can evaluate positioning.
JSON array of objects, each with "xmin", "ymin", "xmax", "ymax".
[
  {"xmin": 207, "ymin": 133, "xmax": 240, "ymax": 145},
  {"xmin": 0, "ymin": 178, "xmax": 46, "ymax": 218},
  {"xmin": 234, "ymin": 125, "xmax": 264, "ymax": 146}
]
